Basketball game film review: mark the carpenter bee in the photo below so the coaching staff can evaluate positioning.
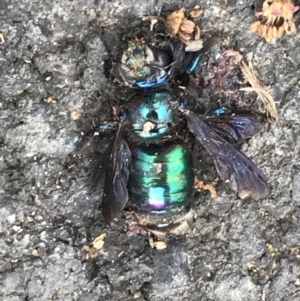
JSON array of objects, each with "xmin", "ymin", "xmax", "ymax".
[
  {"xmin": 95, "ymin": 89, "xmax": 268, "ymax": 243},
  {"xmin": 87, "ymin": 13, "xmax": 269, "ymax": 246}
]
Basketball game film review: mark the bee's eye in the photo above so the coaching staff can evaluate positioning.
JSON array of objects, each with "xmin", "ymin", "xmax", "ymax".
[
  {"xmin": 178, "ymin": 99, "xmax": 185, "ymax": 110},
  {"xmin": 118, "ymin": 110, "xmax": 127, "ymax": 122}
]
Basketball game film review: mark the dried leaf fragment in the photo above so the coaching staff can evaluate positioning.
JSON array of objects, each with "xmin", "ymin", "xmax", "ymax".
[
  {"xmin": 149, "ymin": 236, "xmax": 167, "ymax": 250},
  {"xmin": 71, "ymin": 110, "xmax": 81, "ymax": 120},
  {"xmin": 276, "ymin": 23, "xmax": 285, "ymax": 37},
  {"xmin": 166, "ymin": 7, "xmax": 186, "ymax": 37},
  {"xmin": 249, "ymin": 0, "xmax": 299, "ymax": 42},
  {"xmin": 180, "ymin": 19, "xmax": 195, "ymax": 34},
  {"xmin": 92, "ymin": 233, "xmax": 107, "ymax": 249},
  {"xmin": 44, "ymin": 94, "xmax": 54, "ymax": 103},
  {"xmin": 32, "ymin": 249, "xmax": 39, "ymax": 256},
  {"xmin": 230, "ymin": 51, "xmax": 278, "ymax": 123},
  {"xmin": 249, "ymin": 21, "xmax": 261, "ymax": 32},
  {"xmin": 166, "ymin": 7, "xmax": 202, "ymax": 45},
  {"xmin": 0, "ymin": 33, "xmax": 5, "ymax": 43},
  {"xmin": 266, "ymin": 242, "xmax": 278, "ymax": 256},
  {"xmin": 178, "ymin": 31, "xmax": 191, "ymax": 44},
  {"xmin": 194, "ymin": 177, "xmax": 217, "ymax": 198},
  {"xmin": 194, "ymin": 25, "xmax": 201, "ymax": 40},
  {"xmin": 83, "ymin": 233, "xmax": 107, "ymax": 259},
  {"xmin": 190, "ymin": 9, "xmax": 203, "ymax": 18}
]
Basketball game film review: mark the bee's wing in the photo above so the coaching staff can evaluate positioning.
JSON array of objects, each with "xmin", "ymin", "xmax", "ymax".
[
  {"xmin": 203, "ymin": 114, "xmax": 265, "ymax": 142},
  {"xmin": 186, "ymin": 111, "xmax": 269, "ymax": 199},
  {"xmin": 101, "ymin": 125, "xmax": 131, "ymax": 223}
]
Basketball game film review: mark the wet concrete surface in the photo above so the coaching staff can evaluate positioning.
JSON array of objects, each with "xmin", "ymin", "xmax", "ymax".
[{"xmin": 1, "ymin": 0, "xmax": 300, "ymax": 300}]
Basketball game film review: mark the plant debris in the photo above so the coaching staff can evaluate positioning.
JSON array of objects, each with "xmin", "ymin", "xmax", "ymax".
[
  {"xmin": 266, "ymin": 242, "xmax": 278, "ymax": 256},
  {"xmin": 194, "ymin": 177, "xmax": 217, "ymax": 198},
  {"xmin": 201, "ymin": 49, "xmax": 277, "ymax": 123},
  {"xmin": 0, "ymin": 33, "xmax": 5, "ymax": 43},
  {"xmin": 166, "ymin": 7, "xmax": 202, "ymax": 45},
  {"xmin": 71, "ymin": 110, "xmax": 81, "ymax": 120},
  {"xmin": 149, "ymin": 236, "xmax": 167, "ymax": 250},
  {"xmin": 83, "ymin": 233, "xmax": 107, "ymax": 259},
  {"xmin": 44, "ymin": 94, "xmax": 55, "ymax": 103},
  {"xmin": 32, "ymin": 249, "xmax": 39, "ymax": 257},
  {"xmin": 190, "ymin": 8, "xmax": 203, "ymax": 18},
  {"xmin": 249, "ymin": 0, "xmax": 299, "ymax": 42},
  {"xmin": 230, "ymin": 51, "xmax": 278, "ymax": 123}
]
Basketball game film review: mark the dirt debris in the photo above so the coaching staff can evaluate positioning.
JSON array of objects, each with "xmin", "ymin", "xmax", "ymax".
[{"xmin": 194, "ymin": 177, "xmax": 217, "ymax": 198}]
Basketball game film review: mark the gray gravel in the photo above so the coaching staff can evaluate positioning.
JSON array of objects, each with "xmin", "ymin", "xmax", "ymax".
[{"xmin": 1, "ymin": 0, "xmax": 300, "ymax": 300}]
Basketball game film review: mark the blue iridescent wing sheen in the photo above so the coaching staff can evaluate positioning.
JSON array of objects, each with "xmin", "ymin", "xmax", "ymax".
[
  {"xmin": 203, "ymin": 113, "xmax": 265, "ymax": 142},
  {"xmin": 102, "ymin": 124, "xmax": 132, "ymax": 223},
  {"xmin": 178, "ymin": 52, "xmax": 202, "ymax": 86},
  {"xmin": 135, "ymin": 72, "xmax": 170, "ymax": 88},
  {"xmin": 186, "ymin": 53, "xmax": 201, "ymax": 74},
  {"xmin": 111, "ymin": 44, "xmax": 175, "ymax": 89},
  {"xmin": 112, "ymin": 63, "xmax": 174, "ymax": 89},
  {"xmin": 186, "ymin": 111, "xmax": 269, "ymax": 199}
]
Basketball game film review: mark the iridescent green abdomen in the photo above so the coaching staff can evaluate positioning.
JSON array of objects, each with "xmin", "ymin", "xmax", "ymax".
[{"xmin": 128, "ymin": 142, "xmax": 194, "ymax": 216}]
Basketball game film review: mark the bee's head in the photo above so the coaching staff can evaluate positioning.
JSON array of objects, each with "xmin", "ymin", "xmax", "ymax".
[{"xmin": 111, "ymin": 42, "xmax": 174, "ymax": 89}]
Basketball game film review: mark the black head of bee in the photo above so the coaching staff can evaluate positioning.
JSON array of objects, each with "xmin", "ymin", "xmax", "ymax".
[{"xmin": 111, "ymin": 42, "xmax": 175, "ymax": 89}]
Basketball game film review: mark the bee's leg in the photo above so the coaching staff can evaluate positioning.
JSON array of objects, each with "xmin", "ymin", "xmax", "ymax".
[
  {"xmin": 125, "ymin": 211, "xmax": 149, "ymax": 236},
  {"xmin": 70, "ymin": 130, "xmax": 99, "ymax": 155},
  {"xmin": 71, "ymin": 121, "xmax": 117, "ymax": 156}
]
